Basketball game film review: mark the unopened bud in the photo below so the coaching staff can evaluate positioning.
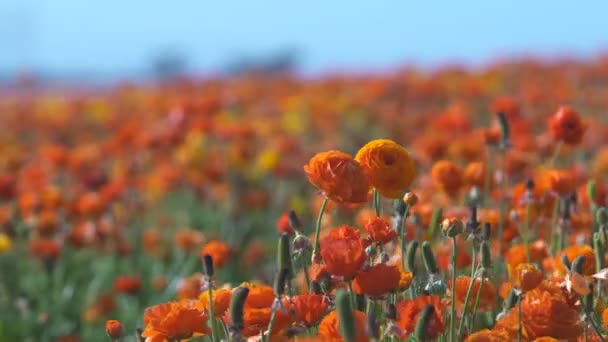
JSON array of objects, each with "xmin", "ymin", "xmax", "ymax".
[
  {"xmin": 202, "ymin": 254, "xmax": 214, "ymax": 278},
  {"xmin": 414, "ymin": 305, "xmax": 435, "ymax": 341},
  {"xmin": 406, "ymin": 240, "xmax": 419, "ymax": 276},
  {"xmin": 105, "ymin": 320, "xmax": 124, "ymax": 339},
  {"xmin": 421, "ymin": 241, "xmax": 438, "ymax": 274},
  {"xmin": 403, "ymin": 192, "xmax": 418, "ymax": 207},
  {"xmin": 596, "ymin": 207, "xmax": 608, "ymax": 225},
  {"xmin": 229, "ymin": 286, "xmax": 250, "ymax": 334},
  {"xmin": 480, "ymin": 241, "xmax": 492, "ymax": 270},
  {"xmin": 335, "ymin": 290, "xmax": 356, "ymax": 342},
  {"xmin": 442, "ymin": 218, "xmax": 464, "ymax": 238},
  {"xmin": 288, "ymin": 210, "xmax": 302, "ymax": 230},
  {"xmin": 571, "ymin": 256, "xmax": 586, "ymax": 274},
  {"xmin": 273, "ymin": 267, "xmax": 289, "ymax": 296},
  {"xmin": 277, "ymin": 234, "xmax": 292, "ymax": 277}
]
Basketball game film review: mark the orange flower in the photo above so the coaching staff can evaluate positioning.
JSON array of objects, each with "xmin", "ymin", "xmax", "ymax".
[
  {"xmin": 494, "ymin": 281, "xmax": 583, "ymax": 340},
  {"xmin": 318, "ymin": 310, "xmax": 369, "ymax": 342},
  {"xmin": 464, "ymin": 161, "xmax": 488, "ymax": 188},
  {"xmin": 319, "ymin": 225, "xmax": 366, "ymax": 279},
  {"xmin": 353, "ymin": 263, "xmax": 401, "ymax": 297},
  {"xmin": 113, "ymin": 275, "xmax": 142, "ymax": 295},
  {"xmin": 431, "ymin": 160, "xmax": 464, "ymax": 197},
  {"xmin": 512, "ymin": 263, "xmax": 543, "ymax": 293},
  {"xmin": 555, "ymin": 244, "xmax": 596, "ymax": 276},
  {"xmin": 142, "ymin": 301, "xmax": 209, "ymax": 342},
  {"xmin": 105, "ymin": 320, "xmax": 124, "ymax": 339},
  {"xmin": 355, "ymin": 139, "xmax": 417, "ymax": 198},
  {"xmin": 465, "ymin": 329, "xmax": 512, "ymax": 341},
  {"xmin": 304, "ymin": 150, "xmax": 370, "ymax": 204},
  {"xmin": 363, "ymin": 216, "xmax": 397, "ymax": 244},
  {"xmin": 198, "ymin": 288, "xmax": 232, "ymax": 318},
  {"xmin": 546, "ymin": 169, "xmax": 576, "ymax": 196},
  {"xmin": 548, "ymin": 106, "xmax": 586, "ymax": 145},
  {"xmin": 200, "ymin": 240, "xmax": 232, "ymax": 268},
  {"xmin": 505, "ymin": 240, "xmax": 548, "ymax": 277},
  {"xmin": 603, "ymin": 307, "xmax": 608, "ymax": 329},
  {"xmin": 290, "ymin": 294, "xmax": 329, "ymax": 325},
  {"xmin": 396, "ymin": 295, "xmax": 445, "ymax": 340},
  {"xmin": 452, "ymin": 276, "xmax": 497, "ymax": 311}
]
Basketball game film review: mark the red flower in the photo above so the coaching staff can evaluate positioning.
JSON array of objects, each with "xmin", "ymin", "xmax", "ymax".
[
  {"xmin": 364, "ymin": 216, "xmax": 397, "ymax": 244},
  {"xmin": 319, "ymin": 225, "xmax": 366, "ymax": 279}
]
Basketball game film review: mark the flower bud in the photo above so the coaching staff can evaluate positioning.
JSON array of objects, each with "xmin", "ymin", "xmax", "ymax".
[
  {"xmin": 429, "ymin": 207, "xmax": 443, "ymax": 237},
  {"xmin": 504, "ymin": 289, "xmax": 518, "ymax": 310},
  {"xmin": 310, "ymin": 280, "xmax": 322, "ymax": 294},
  {"xmin": 497, "ymin": 112, "xmax": 511, "ymax": 148},
  {"xmin": 561, "ymin": 254, "xmax": 572, "ymax": 271},
  {"xmin": 467, "ymin": 186, "xmax": 483, "ymax": 206},
  {"xmin": 274, "ymin": 267, "xmax": 289, "ymax": 296},
  {"xmin": 571, "ymin": 255, "xmax": 586, "ymax": 274},
  {"xmin": 105, "ymin": 320, "xmax": 124, "ymax": 340},
  {"xmin": 277, "ymin": 233, "xmax": 292, "ymax": 277},
  {"xmin": 288, "ymin": 210, "xmax": 302, "ymax": 230},
  {"xmin": 406, "ymin": 240, "xmax": 419, "ymax": 276},
  {"xmin": 593, "ymin": 233, "xmax": 605, "ymax": 270},
  {"xmin": 480, "ymin": 240, "xmax": 492, "ymax": 270},
  {"xmin": 202, "ymin": 254, "xmax": 214, "ymax": 278},
  {"xmin": 414, "ymin": 304, "xmax": 435, "ymax": 341},
  {"xmin": 229, "ymin": 286, "xmax": 249, "ymax": 334},
  {"xmin": 403, "ymin": 192, "xmax": 418, "ymax": 207},
  {"xmin": 421, "ymin": 241, "xmax": 439, "ymax": 274},
  {"xmin": 482, "ymin": 222, "xmax": 491, "ymax": 241},
  {"xmin": 442, "ymin": 218, "xmax": 464, "ymax": 238},
  {"xmin": 587, "ymin": 181, "xmax": 597, "ymax": 207},
  {"xmin": 596, "ymin": 207, "xmax": 608, "ymax": 225},
  {"xmin": 335, "ymin": 290, "xmax": 356, "ymax": 342},
  {"xmin": 424, "ymin": 278, "xmax": 447, "ymax": 296}
]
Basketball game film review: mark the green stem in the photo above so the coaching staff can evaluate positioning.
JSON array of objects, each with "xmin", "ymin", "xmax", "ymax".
[
  {"xmin": 456, "ymin": 244, "xmax": 477, "ymax": 341},
  {"xmin": 264, "ymin": 304, "xmax": 278, "ymax": 342},
  {"xmin": 311, "ymin": 196, "xmax": 329, "ymax": 263},
  {"xmin": 348, "ymin": 280, "xmax": 356, "ymax": 310},
  {"xmin": 207, "ymin": 285, "xmax": 218, "ymax": 342},
  {"xmin": 449, "ymin": 237, "xmax": 457, "ymax": 342},
  {"xmin": 469, "ymin": 277, "xmax": 485, "ymax": 331},
  {"xmin": 373, "ymin": 189, "xmax": 381, "ymax": 216}
]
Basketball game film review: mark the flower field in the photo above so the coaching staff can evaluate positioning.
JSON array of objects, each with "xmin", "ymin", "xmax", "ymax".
[{"xmin": 2, "ymin": 57, "xmax": 608, "ymax": 341}]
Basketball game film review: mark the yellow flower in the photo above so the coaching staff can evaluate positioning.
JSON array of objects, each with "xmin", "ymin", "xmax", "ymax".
[
  {"xmin": 0, "ymin": 233, "xmax": 12, "ymax": 254},
  {"xmin": 355, "ymin": 139, "xmax": 416, "ymax": 198}
]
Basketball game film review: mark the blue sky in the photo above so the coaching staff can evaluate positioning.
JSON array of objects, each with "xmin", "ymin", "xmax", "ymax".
[{"xmin": 2, "ymin": 1, "xmax": 608, "ymax": 76}]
